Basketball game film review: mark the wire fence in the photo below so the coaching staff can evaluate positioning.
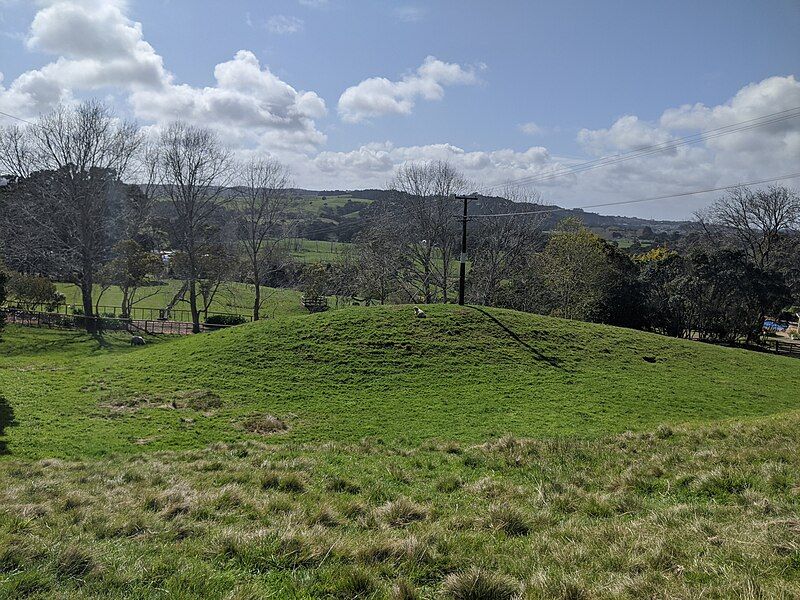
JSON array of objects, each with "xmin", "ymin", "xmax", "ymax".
[
  {"xmin": 1, "ymin": 307, "xmax": 233, "ymax": 335},
  {"xmin": 2, "ymin": 302, "xmax": 251, "ymax": 324}
]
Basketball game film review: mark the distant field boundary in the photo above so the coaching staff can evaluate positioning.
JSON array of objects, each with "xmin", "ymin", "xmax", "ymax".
[
  {"xmin": 3, "ymin": 301, "xmax": 251, "ymax": 324},
  {"xmin": 1, "ymin": 308, "xmax": 232, "ymax": 335},
  {"xmin": 769, "ymin": 339, "xmax": 800, "ymax": 358}
]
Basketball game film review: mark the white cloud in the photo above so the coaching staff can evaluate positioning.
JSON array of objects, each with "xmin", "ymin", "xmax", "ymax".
[
  {"xmin": 131, "ymin": 50, "xmax": 326, "ymax": 150},
  {"xmin": 266, "ymin": 15, "xmax": 304, "ymax": 34},
  {"xmin": 563, "ymin": 75, "xmax": 800, "ymax": 218},
  {"xmin": 519, "ymin": 121, "xmax": 543, "ymax": 136},
  {"xmin": 290, "ymin": 75, "xmax": 800, "ymax": 220},
  {"xmin": 394, "ymin": 6, "xmax": 426, "ymax": 22},
  {"xmin": 337, "ymin": 56, "xmax": 482, "ymax": 123},
  {"xmin": 577, "ymin": 115, "xmax": 673, "ymax": 155},
  {"xmin": 0, "ymin": 0, "xmax": 326, "ymax": 151},
  {"xmin": 0, "ymin": 0, "xmax": 167, "ymax": 117},
  {"xmin": 292, "ymin": 141, "xmax": 561, "ymax": 191}
]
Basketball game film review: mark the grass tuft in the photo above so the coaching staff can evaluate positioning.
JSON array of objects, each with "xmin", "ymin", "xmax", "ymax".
[
  {"xmin": 441, "ymin": 567, "xmax": 518, "ymax": 600},
  {"xmin": 328, "ymin": 565, "xmax": 379, "ymax": 599},
  {"xmin": 378, "ymin": 498, "xmax": 428, "ymax": 528},
  {"xmin": 244, "ymin": 414, "xmax": 288, "ymax": 435},
  {"xmin": 485, "ymin": 503, "xmax": 531, "ymax": 536},
  {"xmin": 391, "ymin": 577, "xmax": 419, "ymax": 600},
  {"xmin": 55, "ymin": 545, "xmax": 96, "ymax": 579}
]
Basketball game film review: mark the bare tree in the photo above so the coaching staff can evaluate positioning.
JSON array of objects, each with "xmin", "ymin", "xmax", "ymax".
[
  {"xmin": 469, "ymin": 186, "xmax": 545, "ymax": 306},
  {"xmin": 389, "ymin": 160, "xmax": 469, "ymax": 303},
  {"xmin": 158, "ymin": 122, "xmax": 232, "ymax": 333},
  {"xmin": 350, "ymin": 205, "xmax": 403, "ymax": 304},
  {"xmin": 1, "ymin": 102, "xmax": 141, "ymax": 331},
  {"xmin": 0, "ymin": 124, "xmax": 35, "ymax": 178},
  {"xmin": 697, "ymin": 185, "xmax": 800, "ymax": 268},
  {"xmin": 234, "ymin": 157, "xmax": 293, "ymax": 320}
]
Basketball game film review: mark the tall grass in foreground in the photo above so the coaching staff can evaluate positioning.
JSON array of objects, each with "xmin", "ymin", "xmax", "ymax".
[{"xmin": 1, "ymin": 413, "xmax": 799, "ymax": 598}]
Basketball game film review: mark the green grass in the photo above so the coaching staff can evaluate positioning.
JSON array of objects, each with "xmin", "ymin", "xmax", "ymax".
[
  {"xmin": 2, "ymin": 306, "xmax": 800, "ymax": 597},
  {"xmin": 298, "ymin": 194, "xmax": 372, "ymax": 215},
  {"xmin": 2, "ymin": 304, "xmax": 799, "ymax": 459},
  {"xmin": 279, "ymin": 237, "xmax": 352, "ymax": 263},
  {"xmin": 54, "ymin": 280, "xmax": 310, "ymax": 320},
  {"xmin": 0, "ymin": 413, "xmax": 798, "ymax": 598}
]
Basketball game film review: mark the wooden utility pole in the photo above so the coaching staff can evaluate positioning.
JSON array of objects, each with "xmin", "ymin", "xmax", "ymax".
[{"xmin": 455, "ymin": 194, "xmax": 477, "ymax": 306}]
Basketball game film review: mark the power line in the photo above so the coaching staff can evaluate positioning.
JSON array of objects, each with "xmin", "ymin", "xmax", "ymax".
[
  {"xmin": 469, "ymin": 171, "xmax": 800, "ymax": 219},
  {"xmin": 0, "ymin": 110, "xmax": 38, "ymax": 127},
  {"xmin": 478, "ymin": 106, "xmax": 800, "ymax": 194},
  {"xmin": 480, "ymin": 107, "xmax": 800, "ymax": 192}
]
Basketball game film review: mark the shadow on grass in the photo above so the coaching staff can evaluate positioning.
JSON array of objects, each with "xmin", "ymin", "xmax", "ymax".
[
  {"xmin": 466, "ymin": 305, "xmax": 562, "ymax": 368},
  {"xmin": 91, "ymin": 331, "xmax": 114, "ymax": 349},
  {"xmin": 0, "ymin": 396, "xmax": 17, "ymax": 455}
]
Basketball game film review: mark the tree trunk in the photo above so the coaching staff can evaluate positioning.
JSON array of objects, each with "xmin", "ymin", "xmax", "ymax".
[
  {"xmin": 253, "ymin": 264, "xmax": 261, "ymax": 321},
  {"xmin": 188, "ymin": 278, "xmax": 200, "ymax": 334},
  {"xmin": 80, "ymin": 275, "xmax": 96, "ymax": 333},
  {"xmin": 121, "ymin": 287, "xmax": 131, "ymax": 319}
]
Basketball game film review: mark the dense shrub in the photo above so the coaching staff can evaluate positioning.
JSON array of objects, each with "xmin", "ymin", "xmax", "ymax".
[
  {"xmin": 205, "ymin": 314, "xmax": 247, "ymax": 326},
  {"xmin": 7, "ymin": 273, "xmax": 63, "ymax": 311}
]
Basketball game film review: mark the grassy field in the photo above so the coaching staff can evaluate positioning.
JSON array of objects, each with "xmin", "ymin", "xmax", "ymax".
[
  {"xmin": 280, "ymin": 237, "xmax": 353, "ymax": 263},
  {"xmin": 297, "ymin": 194, "xmax": 372, "ymax": 215},
  {"xmin": 2, "ymin": 304, "xmax": 800, "ymax": 459},
  {"xmin": 2, "ymin": 305, "xmax": 799, "ymax": 597},
  {"xmin": 54, "ymin": 280, "xmax": 310, "ymax": 320}
]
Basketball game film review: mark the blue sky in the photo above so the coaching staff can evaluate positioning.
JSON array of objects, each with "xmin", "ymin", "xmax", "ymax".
[{"xmin": 1, "ymin": 0, "xmax": 799, "ymax": 219}]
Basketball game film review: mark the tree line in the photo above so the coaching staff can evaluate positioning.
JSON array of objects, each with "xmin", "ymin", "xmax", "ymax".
[
  {"xmin": 0, "ymin": 102, "xmax": 296, "ymax": 333},
  {"xmin": 311, "ymin": 163, "xmax": 800, "ymax": 345},
  {"xmin": 1, "ymin": 100, "xmax": 799, "ymax": 345}
]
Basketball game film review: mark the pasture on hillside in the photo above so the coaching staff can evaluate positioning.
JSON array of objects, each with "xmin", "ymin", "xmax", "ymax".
[
  {"xmin": 2, "ymin": 304, "xmax": 800, "ymax": 459},
  {"xmin": 1, "ymin": 306, "xmax": 800, "ymax": 598},
  {"xmin": 54, "ymin": 280, "xmax": 310, "ymax": 321}
]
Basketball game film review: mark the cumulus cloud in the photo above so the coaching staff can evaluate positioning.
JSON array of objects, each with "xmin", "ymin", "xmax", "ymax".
[
  {"xmin": 519, "ymin": 121, "xmax": 543, "ymax": 136},
  {"xmin": 394, "ymin": 6, "xmax": 426, "ymax": 22},
  {"xmin": 577, "ymin": 115, "xmax": 674, "ymax": 155},
  {"xmin": 337, "ymin": 56, "xmax": 482, "ymax": 123},
  {"xmin": 293, "ymin": 141, "xmax": 561, "ymax": 191},
  {"xmin": 0, "ymin": 0, "xmax": 326, "ymax": 151},
  {"xmin": 0, "ymin": 0, "xmax": 166, "ymax": 117},
  {"xmin": 266, "ymin": 15, "xmax": 304, "ymax": 34},
  {"xmin": 560, "ymin": 74, "xmax": 800, "ymax": 217},
  {"xmin": 289, "ymin": 75, "xmax": 800, "ymax": 220},
  {"xmin": 131, "ymin": 51, "xmax": 326, "ymax": 150},
  {"xmin": 576, "ymin": 75, "xmax": 800, "ymax": 186}
]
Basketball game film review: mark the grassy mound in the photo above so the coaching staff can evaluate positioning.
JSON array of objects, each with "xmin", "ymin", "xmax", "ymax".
[{"xmin": 2, "ymin": 304, "xmax": 800, "ymax": 458}]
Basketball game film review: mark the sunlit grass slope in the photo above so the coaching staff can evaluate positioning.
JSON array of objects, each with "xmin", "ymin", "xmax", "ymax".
[{"xmin": 2, "ymin": 304, "xmax": 800, "ymax": 459}]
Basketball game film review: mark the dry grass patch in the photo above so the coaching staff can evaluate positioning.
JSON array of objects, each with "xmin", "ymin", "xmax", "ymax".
[
  {"xmin": 378, "ymin": 498, "xmax": 428, "ymax": 528},
  {"xmin": 1, "ymin": 414, "xmax": 800, "ymax": 598},
  {"xmin": 174, "ymin": 389, "xmax": 223, "ymax": 410},
  {"xmin": 244, "ymin": 414, "xmax": 288, "ymax": 435},
  {"xmin": 441, "ymin": 567, "xmax": 519, "ymax": 600}
]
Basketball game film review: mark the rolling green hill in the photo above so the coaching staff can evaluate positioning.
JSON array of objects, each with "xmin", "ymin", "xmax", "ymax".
[
  {"xmin": 2, "ymin": 304, "xmax": 799, "ymax": 459},
  {"xmin": 2, "ymin": 306, "xmax": 800, "ymax": 598}
]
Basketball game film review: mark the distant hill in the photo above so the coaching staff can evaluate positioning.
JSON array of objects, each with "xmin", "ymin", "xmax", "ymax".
[{"xmin": 142, "ymin": 184, "xmax": 691, "ymax": 243}]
